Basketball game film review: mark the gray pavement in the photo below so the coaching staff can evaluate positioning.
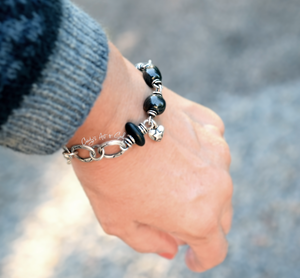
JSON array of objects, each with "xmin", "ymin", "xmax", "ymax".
[{"xmin": 1, "ymin": 0, "xmax": 300, "ymax": 277}]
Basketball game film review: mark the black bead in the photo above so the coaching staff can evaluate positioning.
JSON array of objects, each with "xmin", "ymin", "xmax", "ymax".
[
  {"xmin": 125, "ymin": 122, "xmax": 145, "ymax": 146},
  {"xmin": 143, "ymin": 65, "xmax": 162, "ymax": 88},
  {"xmin": 143, "ymin": 95, "xmax": 166, "ymax": 115}
]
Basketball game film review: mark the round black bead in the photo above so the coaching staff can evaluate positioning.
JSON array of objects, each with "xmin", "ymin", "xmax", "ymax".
[
  {"xmin": 143, "ymin": 65, "xmax": 162, "ymax": 88},
  {"xmin": 143, "ymin": 95, "xmax": 166, "ymax": 115},
  {"xmin": 125, "ymin": 122, "xmax": 145, "ymax": 146}
]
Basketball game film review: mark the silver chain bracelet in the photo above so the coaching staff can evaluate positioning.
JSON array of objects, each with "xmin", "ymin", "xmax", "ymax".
[{"xmin": 62, "ymin": 60, "xmax": 166, "ymax": 164}]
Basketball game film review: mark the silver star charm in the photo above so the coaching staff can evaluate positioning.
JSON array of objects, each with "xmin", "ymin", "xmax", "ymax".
[{"xmin": 148, "ymin": 125, "xmax": 164, "ymax": 142}]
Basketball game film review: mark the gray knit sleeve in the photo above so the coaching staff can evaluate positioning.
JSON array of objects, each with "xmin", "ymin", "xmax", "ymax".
[{"xmin": 0, "ymin": 0, "xmax": 109, "ymax": 154}]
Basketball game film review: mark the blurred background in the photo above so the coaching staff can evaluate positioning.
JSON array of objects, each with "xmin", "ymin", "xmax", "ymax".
[{"xmin": 1, "ymin": 0, "xmax": 300, "ymax": 277}]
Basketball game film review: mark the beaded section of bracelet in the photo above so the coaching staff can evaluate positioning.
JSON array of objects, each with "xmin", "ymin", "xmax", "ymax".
[{"xmin": 62, "ymin": 60, "xmax": 166, "ymax": 163}]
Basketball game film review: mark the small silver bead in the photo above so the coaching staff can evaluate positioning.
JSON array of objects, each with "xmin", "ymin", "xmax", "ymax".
[
  {"xmin": 138, "ymin": 123, "xmax": 148, "ymax": 135},
  {"xmin": 124, "ymin": 135, "xmax": 135, "ymax": 148},
  {"xmin": 147, "ymin": 110, "xmax": 157, "ymax": 117},
  {"xmin": 148, "ymin": 125, "xmax": 165, "ymax": 142}
]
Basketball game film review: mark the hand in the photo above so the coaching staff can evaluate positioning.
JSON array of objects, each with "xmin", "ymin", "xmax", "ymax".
[{"xmin": 68, "ymin": 43, "xmax": 233, "ymax": 272}]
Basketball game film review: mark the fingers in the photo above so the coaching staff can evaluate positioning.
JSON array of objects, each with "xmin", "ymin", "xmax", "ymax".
[
  {"xmin": 184, "ymin": 102, "xmax": 225, "ymax": 135},
  {"xmin": 119, "ymin": 222, "xmax": 178, "ymax": 256},
  {"xmin": 203, "ymin": 124, "xmax": 224, "ymax": 138},
  {"xmin": 192, "ymin": 121, "xmax": 231, "ymax": 169},
  {"xmin": 184, "ymin": 227, "xmax": 228, "ymax": 272}
]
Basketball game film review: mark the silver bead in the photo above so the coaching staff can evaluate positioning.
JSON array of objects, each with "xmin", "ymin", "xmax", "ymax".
[
  {"xmin": 135, "ymin": 60, "xmax": 152, "ymax": 71},
  {"xmin": 148, "ymin": 125, "xmax": 164, "ymax": 142},
  {"xmin": 135, "ymin": 63, "xmax": 144, "ymax": 70}
]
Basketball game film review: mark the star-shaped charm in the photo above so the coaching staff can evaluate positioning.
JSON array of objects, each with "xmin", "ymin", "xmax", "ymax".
[{"xmin": 148, "ymin": 125, "xmax": 164, "ymax": 142}]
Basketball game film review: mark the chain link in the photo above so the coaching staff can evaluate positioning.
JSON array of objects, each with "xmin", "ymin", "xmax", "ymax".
[
  {"xmin": 70, "ymin": 145, "xmax": 96, "ymax": 163},
  {"xmin": 99, "ymin": 140, "xmax": 127, "ymax": 159},
  {"xmin": 90, "ymin": 145, "xmax": 105, "ymax": 161},
  {"xmin": 63, "ymin": 140, "xmax": 128, "ymax": 163},
  {"xmin": 62, "ymin": 110, "xmax": 158, "ymax": 164}
]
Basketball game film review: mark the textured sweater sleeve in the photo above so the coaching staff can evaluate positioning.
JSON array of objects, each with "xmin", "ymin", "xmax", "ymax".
[{"xmin": 0, "ymin": 0, "xmax": 109, "ymax": 155}]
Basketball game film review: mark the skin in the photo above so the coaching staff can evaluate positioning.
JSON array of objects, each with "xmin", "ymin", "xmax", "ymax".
[{"xmin": 67, "ymin": 43, "xmax": 233, "ymax": 272}]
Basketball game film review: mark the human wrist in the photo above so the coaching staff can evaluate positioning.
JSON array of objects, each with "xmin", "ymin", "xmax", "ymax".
[{"xmin": 66, "ymin": 42, "xmax": 153, "ymax": 155}]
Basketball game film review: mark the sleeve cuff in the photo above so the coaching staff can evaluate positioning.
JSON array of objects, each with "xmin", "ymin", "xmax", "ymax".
[{"xmin": 0, "ymin": 0, "xmax": 109, "ymax": 154}]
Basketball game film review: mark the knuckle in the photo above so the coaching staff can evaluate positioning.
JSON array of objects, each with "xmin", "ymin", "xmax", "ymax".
[
  {"xmin": 202, "ymin": 255, "xmax": 227, "ymax": 271},
  {"xmin": 214, "ymin": 244, "xmax": 228, "ymax": 266},
  {"xmin": 186, "ymin": 103, "xmax": 225, "ymax": 135},
  {"xmin": 216, "ymin": 137, "xmax": 231, "ymax": 160},
  {"xmin": 130, "ymin": 244, "xmax": 153, "ymax": 254},
  {"xmin": 221, "ymin": 172, "xmax": 234, "ymax": 201},
  {"xmin": 223, "ymin": 218, "xmax": 232, "ymax": 234},
  {"xmin": 101, "ymin": 223, "xmax": 118, "ymax": 236},
  {"xmin": 126, "ymin": 236, "xmax": 158, "ymax": 253},
  {"xmin": 206, "ymin": 108, "xmax": 225, "ymax": 135},
  {"xmin": 214, "ymin": 116, "xmax": 225, "ymax": 135},
  {"xmin": 224, "ymin": 146, "xmax": 232, "ymax": 165},
  {"xmin": 202, "ymin": 217, "xmax": 220, "ymax": 236},
  {"xmin": 187, "ymin": 214, "xmax": 219, "ymax": 240},
  {"xmin": 180, "ymin": 206, "xmax": 220, "ymax": 239},
  {"xmin": 200, "ymin": 244, "xmax": 228, "ymax": 271},
  {"xmin": 124, "ymin": 231, "xmax": 158, "ymax": 254},
  {"xmin": 217, "ymin": 245, "xmax": 228, "ymax": 264},
  {"xmin": 221, "ymin": 140, "xmax": 231, "ymax": 156}
]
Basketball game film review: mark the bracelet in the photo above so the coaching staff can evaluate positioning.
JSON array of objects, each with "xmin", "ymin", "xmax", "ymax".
[{"xmin": 62, "ymin": 60, "xmax": 166, "ymax": 164}]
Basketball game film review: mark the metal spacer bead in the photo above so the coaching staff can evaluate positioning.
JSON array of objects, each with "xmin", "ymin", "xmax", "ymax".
[
  {"xmin": 152, "ymin": 79, "xmax": 162, "ymax": 86},
  {"xmin": 147, "ymin": 110, "xmax": 157, "ymax": 117},
  {"xmin": 138, "ymin": 123, "xmax": 148, "ymax": 135},
  {"xmin": 135, "ymin": 63, "xmax": 144, "ymax": 71},
  {"xmin": 135, "ymin": 60, "xmax": 152, "ymax": 71},
  {"xmin": 124, "ymin": 135, "xmax": 136, "ymax": 148},
  {"xmin": 152, "ymin": 84, "xmax": 163, "ymax": 95},
  {"xmin": 144, "ymin": 60, "xmax": 153, "ymax": 68}
]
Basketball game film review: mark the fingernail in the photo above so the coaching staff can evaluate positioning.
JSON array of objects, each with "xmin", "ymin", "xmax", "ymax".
[{"xmin": 158, "ymin": 253, "xmax": 175, "ymax": 260}]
